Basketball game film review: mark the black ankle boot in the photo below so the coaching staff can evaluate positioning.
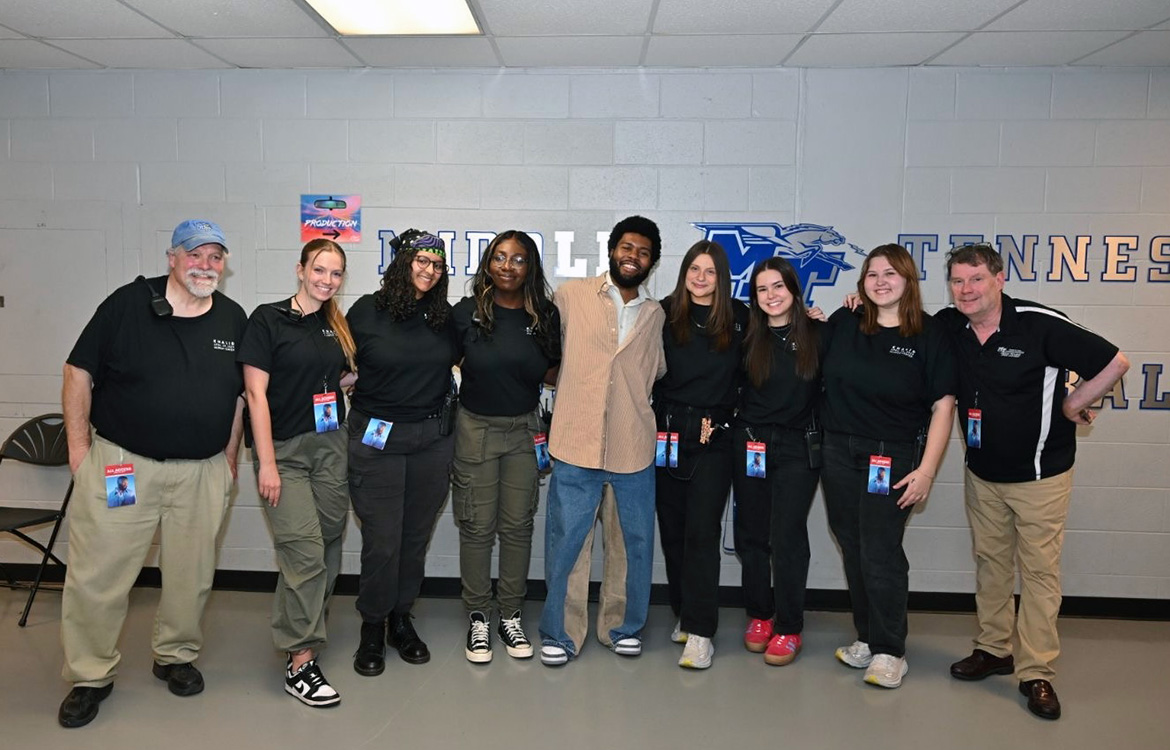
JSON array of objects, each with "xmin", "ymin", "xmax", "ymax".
[
  {"xmin": 353, "ymin": 620, "xmax": 385, "ymax": 676},
  {"xmin": 388, "ymin": 611, "xmax": 430, "ymax": 664}
]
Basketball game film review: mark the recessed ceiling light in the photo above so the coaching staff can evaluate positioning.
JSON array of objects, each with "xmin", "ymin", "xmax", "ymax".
[{"xmin": 306, "ymin": 0, "xmax": 480, "ymax": 35}]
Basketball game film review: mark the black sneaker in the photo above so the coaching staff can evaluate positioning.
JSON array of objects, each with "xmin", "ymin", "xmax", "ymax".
[
  {"xmin": 285, "ymin": 657, "xmax": 341, "ymax": 708},
  {"xmin": 465, "ymin": 611, "xmax": 493, "ymax": 663},
  {"xmin": 498, "ymin": 610, "xmax": 534, "ymax": 659}
]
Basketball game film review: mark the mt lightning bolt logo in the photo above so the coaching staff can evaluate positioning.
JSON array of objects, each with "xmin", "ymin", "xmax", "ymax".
[{"xmin": 693, "ymin": 222, "xmax": 865, "ymax": 305}]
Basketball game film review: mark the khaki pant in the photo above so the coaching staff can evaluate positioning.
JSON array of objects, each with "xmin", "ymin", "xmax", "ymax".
[
  {"xmin": 61, "ymin": 434, "xmax": 232, "ymax": 687},
  {"xmin": 964, "ymin": 468, "xmax": 1072, "ymax": 682}
]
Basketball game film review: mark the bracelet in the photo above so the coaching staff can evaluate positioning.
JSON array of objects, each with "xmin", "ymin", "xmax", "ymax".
[{"xmin": 917, "ymin": 468, "xmax": 935, "ymax": 479}]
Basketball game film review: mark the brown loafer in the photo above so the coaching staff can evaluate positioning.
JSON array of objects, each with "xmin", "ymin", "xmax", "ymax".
[
  {"xmin": 1019, "ymin": 679, "xmax": 1061, "ymax": 720},
  {"xmin": 950, "ymin": 649, "xmax": 1014, "ymax": 681}
]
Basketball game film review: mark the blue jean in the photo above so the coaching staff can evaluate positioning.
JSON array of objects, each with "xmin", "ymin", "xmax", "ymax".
[{"xmin": 538, "ymin": 461, "xmax": 655, "ymax": 657}]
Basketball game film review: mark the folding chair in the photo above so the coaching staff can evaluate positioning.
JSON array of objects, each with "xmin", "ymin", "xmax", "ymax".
[{"xmin": 0, "ymin": 413, "xmax": 73, "ymax": 626}]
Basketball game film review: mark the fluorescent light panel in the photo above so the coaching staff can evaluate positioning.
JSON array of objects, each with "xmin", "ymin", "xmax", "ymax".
[{"xmin": 307, "ymin": 0, "xmax": 480, "ymax": 35}]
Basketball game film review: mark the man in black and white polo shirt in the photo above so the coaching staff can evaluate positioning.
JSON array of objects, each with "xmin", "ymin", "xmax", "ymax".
[{"xmin": 937, "ymin": 243, "xmax": 1129, "ymax": 721}]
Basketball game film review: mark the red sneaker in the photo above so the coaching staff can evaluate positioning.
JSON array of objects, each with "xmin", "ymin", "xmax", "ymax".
[
  {"xmin": 764, "ymin": 633, "xmax": 802, "ymax": 666},
  {"xmin": 743, "ymin": 618, "xmax": 773, "ymax": 653}
]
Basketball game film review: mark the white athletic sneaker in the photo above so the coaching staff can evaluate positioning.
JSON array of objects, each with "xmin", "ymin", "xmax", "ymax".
[
  {"xmin": 540, "ymin": 644, "xmax": 569, "ymax": 666},
  {"xmin": 864, "ymin": 654, "xmax": 908, "ymax": 688},
  {"xmin": 285, "ymin": 658, "xmax": 341, "ymax": 707},
  {"xmin": 671, "ymin": 620, "xmax": 689, "ymax": 644},
  {"xmin": 835, "ymin": 640, "xmax": 874, "ymax": 669},
  {"xmin": 613, "ymin": 637, "xmax": 642, "ymax": 657},
  {"xmin": 678, "ymin": 635, "xmax": 713, "ymax": 669}
]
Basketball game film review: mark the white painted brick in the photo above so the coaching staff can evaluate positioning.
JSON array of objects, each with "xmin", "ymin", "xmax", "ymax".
[
  {"xmin": 1062, "ymin": 573, "xmax": 1164, "ymax": 598},
  {"xmin": 904, "ymin": 168, "xmax": 951, "ymax": 214},
  {"xmin": 751, "ymin": 71, "xmax": 799, "ymax": 119},
  {"xmin": 569, "ymin": 74, "xmax": 659, "ymax": 119},
  {"xmin": 660, "ymin": 73, "xmax": 752, "ymax": 118},
  {"xmin": 483, "ymin": 75, "xmax": 570, "ymax": 118},
  {"xmin": 908, "ymin": 69, "xmax": 955, "ymax": 120},
  {"xmin": 178, "ymin": 118, "xmax": 262, "ymax": 163},
  {"xmin": 349, "ymin": 120, "xmax": 434, "ymax": 163},
  {"xmin": 53, "ymin": 162, "xmax": 137, "ymax": 202},
  {"xmin": 569, "ymin": 167, "xmax": 657, "ymax": 210},
  {"xmin": 305, "ymin": 71, "xmax": 392, "ymax": 119},
  {"xmin": 50, "ymin": 73, "xmax": 133, "ymax": 117},
  {"xmin": 133, "ymin": 72, "xmax": 219, "ymax": 117},
  {"xmin": 0, "ymin": 121, "xmax": 7, "ymax": 160},
  {"xmin": 704, "ymin": 120, "xmax": 795, "ymax": 165},
  {"xmin": 0, "ymin": 73, "xmax": 49, "ymax": 117},
  {"xmin": 93, "ymin": 119, "xmax": 177, "ymax": 162},
  {"xmin": 140, "ymin": 162, "xmax": 224, "ymax": 203},
  {"xmin": 1110, "ymin": 532, "xmax": 1170, "ymax": 576},
  {"xmin": 524, "ymin": 122, "xmax": 613, "ymax": 165},
  {"xmin": 220, "ymin": 71, "xmax": 306, "ymax": 118},
  {"xmin": 437, "ymin": 121, "xmax": 524, "ymax": 164},
  {"xmin": 1068, "ymin": 487, "xmax": 1167, "ymax": 532},
  {"xmin": 1060, "ymin": 529, "xmax": 1114, "ymax": 575},
  {"xmin": 1096, "ymin": 121, "xmax": 1170, "ymax": 167},
  {"xmin": 904, "ymin": 527, "xmax": 976, "ymax": 571},
  {"xmin": 394, "ymin": 74, "xmax": 482, "ymax": 118},
  {"xmin": 1046, "ymin": 167, "xmax": 1141, "ymax": 213},
  {"xmin": 1052, "ymin": 70, "xmax": 1149, "ymax": 119},
  {"xmin": 310, "ymin": 162, "xmax": 395, "ymax": 206},
  {"xmin": 748, "ymin": 166, "xmax": 796, "ymax": 212},
  {"xmin": 258, "ymin": 206, "xmax": 303, "ymax": 252},
  {"xmin": 11, "ymin": 119, "xmax": 92, "ymax": 161},
  {"xmin": 955, "ymin": 71, "xmax": 1052, "ymax": 120},
  {"xmin": 226, "ymin": 163, "xmax": 309, "ymax": 205},
  {"xmin": 615, "ymin": 121, "xmax": 703, "ymax": 165},
  {"xmin": 951, "ymin": 168, "xmax": 1046, "ymax": 213},
  {"xmin": 1141, "ymin": 167, "xmax": 1170, "ymax": 213},
  {"xmin": 263, "ymin": 119, "xmax": 347, "ymax": 162},
  {"xmin": 394, "ymin": 164, "xmax": 481, "ymax": 209},
  {"xmin": 256, "ymin": 249, "xmax": 302, "ymax": 294},
  {"xmin": 1000, "ymin": 120, "xmax": 1095, "ymax": 167},
  {"xmin": 480, "ymin": 166, "xmax": 568, "ymax": 210},
  {"xmin": 658, "ymin": 167, "xmax": 749, "ymax": 211},
  {"xmin": 1151, "ymin": 69, "xmax": 1170, "ymax": 118},
  {"xmin": 906, "ymin": 121, "xmax": 999, "ymax": 167}
]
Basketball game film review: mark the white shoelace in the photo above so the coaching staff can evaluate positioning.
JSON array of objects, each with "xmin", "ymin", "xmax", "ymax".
[
  {"xmin": 469, "ymin": 619, "xmax": 491, "ymax": 649},
  {"xmin": 499, "ymin": 617, "xmax": 529, "ymax": 645}
]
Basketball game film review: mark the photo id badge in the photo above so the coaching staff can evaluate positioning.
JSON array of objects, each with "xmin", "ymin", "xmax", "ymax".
[
  {"xmin": 314, "ymin": 392, "xmax": 339, "ymax": 433},
  {"xmin": 105, "ymin": 463, "xmax": 137, "ymax": 508},
  {"xmin": 867, "ymin": 455, "xmax": 892, "ymax": 496},
  {"xmin": 655, "ymin": 432, "xmax": 679, "ymax": 468},
  {"xmin": 361, "ymin": 418, "xmax": 392, "ymax": 450},
  {"xmin": 746, "ymin": 441, "xmax": 766, "ymax": 478},
  {"xmin": 966, "ymin": 408, "xmax": 982, "ymax": 448},
  {"xmin": 534, "ymin": 433, "xmax": 551, "ymax": 471}
]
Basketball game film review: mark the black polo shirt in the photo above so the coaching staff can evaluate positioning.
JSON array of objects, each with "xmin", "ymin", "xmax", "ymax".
[
  {"xmin": 937, "ymin": 295, "xmax": 1119, "ymax": 483},
  {"xmin": 654, "ymin": 297, "xmax": 748, "ymax": 412},
  {"xmin": 736, "ymin": 318, "xmax": 824, "ymax": 429}
]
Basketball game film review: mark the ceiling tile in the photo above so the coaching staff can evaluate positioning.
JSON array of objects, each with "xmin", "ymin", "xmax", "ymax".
[
  {"xmin": 819, "ymin": 0, "xmax": 1019, "ymax": 32},
  {"xmin": 653, "ymin": 0, "xmax": 838, "ymax": 34},
  {"xmin": 51, "ymin": 39, "xmax": 231, "ymax": 68},
  {"xmin": 987, "ymin": 0, "xmax": 1170, "ymax": 31},
  {"xmin": 495, "ymin": 36, "xmax": 643, "ymax": 67},
  {"xmin": 125, "ymin": 0, "xmax": 329, "ymax": 38},
  {"xmin": 343, "ymin": 37, "xmax": 499, "ymax": 67},
  {"xmin": 477, "ymin": 0, "xmax": 653, "ymax": 35},
  {"xmin": 1074, "ymin": 30, "xmax": 1170, "ymax": 66},
  {"xmin": 931, "ymin": 30, "xmax": 1132, "ymax": 66},
  {"xmin": 195, "ymin": 38, "xmax": 361, "ymax": 68},
  {"xmin": 0, "ymin": 40, "xmax": 100, "ymax": 68},
  {"xmin": 645, "ymin": 35, "xmax": 802, "ymax": 67},
  {"xmin": 787, "ymin": 32, "xmax": 964, "ymax": 67},
  {"xmin": 0, "ymin": 0, "xmax": 172, "ymax": 39}
]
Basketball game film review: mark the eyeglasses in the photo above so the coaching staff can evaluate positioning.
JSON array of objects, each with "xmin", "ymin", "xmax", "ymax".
[
  {"xmin": 412, "ymin": 255, "xmax": 446, "ymax": 273},
  {"xmin": 490, "ymin": 253, "xmax": 529, "ymax": 267}
]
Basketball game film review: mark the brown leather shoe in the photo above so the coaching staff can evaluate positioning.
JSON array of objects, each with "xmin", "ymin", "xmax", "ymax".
[
  {"xmin": 1019, "ymin": 679, "xmax": 1061, "ymax": 720},
  {"xmin": 950, "ymin": 649, "xmax": 1014, "ymax": 681}
]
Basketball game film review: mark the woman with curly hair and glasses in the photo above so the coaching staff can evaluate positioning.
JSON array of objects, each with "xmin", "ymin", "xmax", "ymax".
[
  {"xmin": 345, "ymin": 229, "xmax": 457, "ymax": 678},
  {"xmin": 450, "ymin": 230, "xmax": 561, "ymax": 664}
]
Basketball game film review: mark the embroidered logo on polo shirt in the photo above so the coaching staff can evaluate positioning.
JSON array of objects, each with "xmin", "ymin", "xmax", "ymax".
[
  {"xmin": 888, "ymin": 345, "xmax": 916, "ymax": 359},
  {"xmin": 322, "ymin": 329, "xmax": 337, "ymax": 338},
  {"xmin": 997, "ymin": 346, "xmax": 1024, "ymax": 358},
  {"xmin": 212, "ymin": 338, "xmax": 236, "ymax": 352}
]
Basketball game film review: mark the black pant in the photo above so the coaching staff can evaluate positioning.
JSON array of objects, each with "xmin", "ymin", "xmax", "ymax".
[
  {"xmin": 347, "ymin": 410, "xmax": 455, "ymax": 623},
  {"xmin": 820, "ymin": 430, "xmax": 915, "ymax": 657},
  {"xmin": 655, "ymin": 436, "xmax": 732, "ymax": 638},
  {"xmin": 730, "ymin": 425, "xmax": 821, "ymax": 633}
]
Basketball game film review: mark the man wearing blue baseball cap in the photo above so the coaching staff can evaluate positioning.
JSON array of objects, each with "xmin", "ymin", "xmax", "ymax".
[{"xmin": 57, "ymin": 220, "xmax": 247, "ymax": 728}]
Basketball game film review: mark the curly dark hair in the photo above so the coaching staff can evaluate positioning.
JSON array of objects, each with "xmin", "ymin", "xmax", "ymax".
[
  {"xmin": 372, "ymin": 228, "xmax": 450, "ymax": 331},
  {"xmin": 608, "ymin": 215, "xmax": 662, "ymax": 267},
  {"xmin": 469, "ymin": 230, "xmax": 560, "ymax": 361}
]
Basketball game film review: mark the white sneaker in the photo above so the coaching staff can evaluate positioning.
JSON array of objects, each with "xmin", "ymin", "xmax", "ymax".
[
  {"xmin": 285, "ymin": 658, "xmax": 341, "ymax": 707},
  {"xmin": 613, "ymin": 637, "xmax": 642, "ymax": 657},
  {"xmin": 678, "ymin": 635, "xmax": 713, "ymax": 669},
  {"xmin": 540, "ymin": 644, "xmax": 569, "ymax": 666},
  {"xmin": 864, "ymin": 653, "xmax": 908, "ymax": 688},
  {"xmin": 670, "ymin": 620, "xmax": 689, "ymax": 644},
  {"xmin": 835, "ymin": 640, "xmax": 873, "ymax": 668}
]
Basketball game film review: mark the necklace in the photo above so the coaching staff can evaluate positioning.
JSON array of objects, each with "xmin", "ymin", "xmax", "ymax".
[{"xmin": 770, "ymin": 324, "xmax": 792, "ymax": 349}]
